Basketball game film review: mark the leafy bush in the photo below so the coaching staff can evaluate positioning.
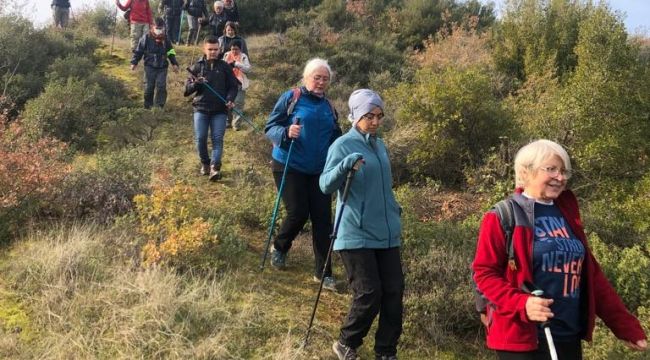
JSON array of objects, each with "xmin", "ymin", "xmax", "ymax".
[
  {"xmin": 0, "ymin": 105, "xmax": 70, "ymax": 241},
  {"xmin": 0, "ymin": 17, "xmax": 102, "ymax": 110},
  {"xmin": 387, "ymin": 65, "xmax": 511, "ymax": 185},
  {"xmin": 135, "ymin": 184, "xmax": 219, "ymax": 269},
  {"xmin": 52, "ymin": 146, "xmax": 152, "ymax": 223},
  {"xmin": 70, "ymin": 3, "xmax": 117, "ymax": 36},
  {"xmin": 22, "ymin": 78, "xmax": 115, "ymax": 151},
  {"xmin": 99, "ymin": 107, "xmax": 171, "ymax": 149}
]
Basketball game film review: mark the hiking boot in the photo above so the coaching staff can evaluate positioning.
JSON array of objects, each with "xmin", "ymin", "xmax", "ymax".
[
  {"xmin": 313, "ymin": 275, "xmax": 337, "ymax": 292},
  {"xmin": 209, "ymin": 165, "xmax": 221, "ymax": 181},
  {"xmin": 200, "ymin": 163, "xmax": 210, "ymax": 176},
  {"xmin": 270, "ymin": 249, "xmax": 287, "ymax": 269},
  {"xmin": 376, "ymin": 354, "xmax": 398, "ymax": 360},
  {"xmin": 332, "ymin": 341, "xmax": 358, "ymax": 360}
]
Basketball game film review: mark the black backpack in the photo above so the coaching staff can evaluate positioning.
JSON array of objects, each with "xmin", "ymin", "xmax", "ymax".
[{"xmin": 474, "ymin": 197, "xmax": 518, "ymax": 314}]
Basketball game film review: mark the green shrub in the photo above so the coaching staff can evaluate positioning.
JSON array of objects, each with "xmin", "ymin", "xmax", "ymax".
[
  {"xmin": 589, "ymin": 233, "xmax": 650, "ymax": 312},
  {"xmin": 52, "ymin": 147, "xmax": 152, "ymax": 223},
  {"xmin": 99, "ymin": 107, "xmax": 171, "ymax": 149},
  {"xmin": 70, "ymin": 3, "xmax": 116, "ymax": 36},
  {"xmin": 387, "ymin": 65, "xmax": 512, "ymax": 185}
]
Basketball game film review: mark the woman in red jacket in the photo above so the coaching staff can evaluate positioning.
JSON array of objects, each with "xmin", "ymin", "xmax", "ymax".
[{"xmin": 472, "ymin": 139, "xmax": 647, "ymax": 359}]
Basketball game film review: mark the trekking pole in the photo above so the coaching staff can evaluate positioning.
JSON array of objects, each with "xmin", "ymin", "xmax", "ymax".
[
  {"xmin": 522, "ymin": 281, "xmax": 558, "ymax": 360},
  {"xmin": 259, "ymin": 117, "xmax": 301, "ymax": 270},
  {"xmin": 110, "ymin": 6, "xmax": 118, "ymax": 55},
  {"xmin": 178, "ymin": 11, "xmax": 185, "ymax": 44},
  {"xmin": 186, "ymin": 67, "xmax": 260, "ymax": 132},
  {"xmin": 303, "ymin": 158, "xmax": 363, "ymax": 347}
]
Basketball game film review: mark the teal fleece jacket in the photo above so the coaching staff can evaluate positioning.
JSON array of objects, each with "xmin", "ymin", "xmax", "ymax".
[{"xmin": 319, "ymin": 127, "xmax": 401, "ymax": 250}]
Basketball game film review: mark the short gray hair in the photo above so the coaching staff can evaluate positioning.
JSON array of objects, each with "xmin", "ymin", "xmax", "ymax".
[
  {"xmin": 302, "ymin": 58, "xmax": 333, "ymax": 83},
  {"xmin": 214, "ymin": 1, "xmax": 224, "ymax": 9},
  {"xmin": 514, "ymin": 139, "xmax": 572, "ymax": 187}
]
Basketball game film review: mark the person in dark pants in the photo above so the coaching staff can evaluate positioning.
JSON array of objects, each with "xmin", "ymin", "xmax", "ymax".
[
  {"xmin": 264, "ymin": 58, "xmax": 342, "ymax": 291},
  {"xmin": 472, "ymin": 139, "xmax": 647, "ymax": 360},
  {"xmin": 183, "ymin": 0, "xmax": 208, "ymax": 45},
  {"xmin": 184, "ymin": 35, "xmax": 238, "ymax": 180},
  {"xmin": 320, "ymin": 89, "xmax": 404, "ymax": 360},
  {"xmin": 159, "ymin": 0, "xmax": 183, "ymax": 44},
  {"xmin": 51, "ymin": 0, "xmax": 71, "ymax": 29},
  {"xmin": 130, "ymin": 18, "xmax": 179, "ymax": 109},
  {"xmin": 208, "ymin": 1, "xmax": 227, "ymax": 38}
]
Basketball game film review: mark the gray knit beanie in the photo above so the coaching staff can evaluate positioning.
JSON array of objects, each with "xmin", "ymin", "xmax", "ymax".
[{"xmin": 347, "ymin": 89, "xmax": 384, "ymax": 126}]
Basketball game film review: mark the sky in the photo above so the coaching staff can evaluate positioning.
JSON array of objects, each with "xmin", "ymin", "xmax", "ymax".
[{"xmin": 5, "ymin": 0, "xmax": 650, "ymax": 35}]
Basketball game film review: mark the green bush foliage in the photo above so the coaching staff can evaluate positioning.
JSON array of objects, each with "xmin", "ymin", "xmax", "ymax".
[
  {"xmin": 70, "ymin": 3, "xmax": 117, "ymax": 36},
  {"xmin": 0, "ymin": 17, "xmax": 101, "ymax": 110},
  {"xmin": 388, "ymin": 65, "xmax": 511, "ymax": 185},
  {"xmin": 51, "ymin": 147, "xmax": 152, "ymax": 223},
  {"xmin": 99, "ymin": 107, "xmax": 171, "ymax": 149},
  {"xmin": 397, "ymin": 184, "xmax": 483, "ymax": 346}
]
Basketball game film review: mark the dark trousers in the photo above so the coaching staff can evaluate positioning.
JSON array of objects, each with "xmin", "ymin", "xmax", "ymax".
[
  {"xmin": 272, "ymin": 170, "xmax": 332, "ymax": 277},
  {"xmin": 144, "ymin": 66, "xmax": 168, "ymax": 109},
  {"xmin": 338, "ymin": 247, "xmax": 404, "ymax": 356},
  {"xmin": 497, "ymin": 338, "xmax": 582, "ymax": 360},
  {"xmin": 165, "ymin": 15, "xmax": 181, "ymax": 43}
]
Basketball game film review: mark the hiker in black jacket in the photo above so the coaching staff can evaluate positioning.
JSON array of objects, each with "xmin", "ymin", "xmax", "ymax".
[
  {"xmin": 183, "ymin": 0, "xmax": 209, "ymax": 45},
  {"xmin": 159, "ymin": 0, "xmax": 183, "ymax": 44},
  {"xmin": 51, "ymin": 0, "xmax": 71, "ymax": 29},
  {"xmin": 130, "ymin": 18, "xmax": 180, "ymax": 109},
  {"xmin": 209, "ymin": 1, "xmax": 228, "ymax": 38},
  {"xmin": 184, "ymin": 35, "xmax": 238, "ymax": 181}
]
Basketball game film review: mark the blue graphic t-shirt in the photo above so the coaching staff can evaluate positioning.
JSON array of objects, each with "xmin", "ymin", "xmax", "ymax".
[{"xmin": 533, "ymin": 202, "xmax": 585, "ymax": 341}]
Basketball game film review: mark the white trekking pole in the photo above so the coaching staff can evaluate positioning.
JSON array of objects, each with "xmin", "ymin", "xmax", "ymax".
[{"xmin": 523, "ymin": 282, "xmax": 558, "ymax": 360}]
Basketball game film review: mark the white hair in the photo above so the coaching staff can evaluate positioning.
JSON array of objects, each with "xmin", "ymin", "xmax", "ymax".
[
  {"xmin": 214, "ymin": 1, "xmax": 224, "ymax": 9},
  {"xmin": 514, "ymin": 139, "xmax": 572, "ymax": 187},
  {"xmin": 302, "ymin": 58, "xmax": 333, "ymax": 83}
]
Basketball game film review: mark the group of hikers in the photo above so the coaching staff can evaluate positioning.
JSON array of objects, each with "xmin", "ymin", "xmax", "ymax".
[{"xmin": 59, "ymin": 1, "xmax": 648, "ymax": 359}]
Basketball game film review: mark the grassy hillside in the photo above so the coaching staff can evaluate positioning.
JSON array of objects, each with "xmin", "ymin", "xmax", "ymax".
[
  {"xmin": 0, "ymin": 35, "xmax": 488, "ymax": 359},
  {"xmin": 2, "ymin": 1, "xmax": 649, "ymax": 358}
]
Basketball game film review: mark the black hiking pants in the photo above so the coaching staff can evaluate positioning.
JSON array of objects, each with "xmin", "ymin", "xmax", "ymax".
[
  {"xmin": 144, "ymin": 66, "xmax": 168, "ymax": 109},
  {"xmin": 497, "ymin": 338, "xmax": 582, "ymax": 360},
  {"xmin": 338, "ymin": 247, "xmax": 404, "ymax": 356},
  {"xmin": 272, "ymin": 168, "xmax": 332, "ymax": 278}
]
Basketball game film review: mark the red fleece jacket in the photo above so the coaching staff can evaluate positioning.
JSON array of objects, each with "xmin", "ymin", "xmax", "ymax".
[
  {"xmin": 117, "ymin": 0, "xmax": 153, "ymax": 25},
  {"xmin": 472, "ymin": 190, "xmax": 646, "ymax": 351}
]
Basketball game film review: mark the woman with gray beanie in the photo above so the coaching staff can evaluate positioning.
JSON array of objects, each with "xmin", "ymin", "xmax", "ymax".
[{"xmin": 320, "ymin": 89, "xmax": 404, "ymax": 360}]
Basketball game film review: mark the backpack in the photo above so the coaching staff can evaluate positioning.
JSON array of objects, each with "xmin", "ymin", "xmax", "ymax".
[
  {"xmin": 474, "ymin": 197, "xmax": 518, "ymax": 314},
  {"xmin": 287, "ymin": 88, "xmax": 338, "ymax": 122}
]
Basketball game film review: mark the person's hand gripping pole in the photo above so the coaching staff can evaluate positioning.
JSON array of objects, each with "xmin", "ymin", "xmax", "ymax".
[
  {"xmin": 259, "ymin": 117, "xmax": 301, "ymax": 270},
  {"xmin": 303, "ymin": 156, "xmax": 364, "ymax": 347}
]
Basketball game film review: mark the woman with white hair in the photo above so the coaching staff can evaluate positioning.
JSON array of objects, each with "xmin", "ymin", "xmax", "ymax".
[
  {"xmin": 320, "ymin": 89, "xmax": 403, "ymax": 360},
  {"xmin": 208, "ymin": 1, "xmax": 227, "ymax": 38},
  {"xmin": 264, "ymin": 58, "xmax": 342, "ymax": 290},
  {"xmin": 472, "ymin": 139, "xmax": 647, "ymax": 359}
]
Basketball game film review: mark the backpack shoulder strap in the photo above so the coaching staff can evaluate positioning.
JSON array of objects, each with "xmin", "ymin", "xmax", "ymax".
[
  {"xmin": 286, "ymin": 87, "xmax": 301, "ymax": 117},
  {"xmin": 326, "ymin": 98, "xmax": 339, "ymax": 122},
  {"xmin": 494, "ymin": 198, "xmax": 517, "ymax": 271}
]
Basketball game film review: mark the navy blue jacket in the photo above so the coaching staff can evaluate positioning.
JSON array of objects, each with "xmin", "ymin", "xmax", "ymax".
[
  {"xmin": 184, "ymin": 57, "xmax": 238, "ymax": 114},
  {"xmin": 130, "ymin": 34, "xmax": 179, "ymax": 69},
  {"xmin": 184, "ymin": 0, "xmax": 208, "ymax": 17},
  {"xmin": 265, "ymin": 87, "xmax": 341, "ymax": 175},
  {"xmin": 51, "ymin": 0, "xmax": 70, "ymax": 7},
  {"xmin": 160, "ymin": 0, "xmax": 183, "ymax": 17}
]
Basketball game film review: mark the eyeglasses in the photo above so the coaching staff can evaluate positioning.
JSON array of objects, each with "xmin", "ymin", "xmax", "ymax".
[
  {"xmin": 312, "ymin": 75, "xmax": 330, "ymax": 83},
  {"xmin": 361, "ymin": 112, "xmax": 384, "ymax": 121},
  {"xmin": 539, "ymin": 166, "xmax": 572, "ymax": 179}
]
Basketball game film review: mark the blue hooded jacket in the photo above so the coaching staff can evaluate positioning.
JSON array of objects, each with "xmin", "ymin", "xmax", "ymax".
[
  {"xmin": 319, "ymin": 127, "xmax": 401, "ymax": 250},
  {"xmin": 265, "ymin": 87, "xmax": 341, "ymax": 175}
]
